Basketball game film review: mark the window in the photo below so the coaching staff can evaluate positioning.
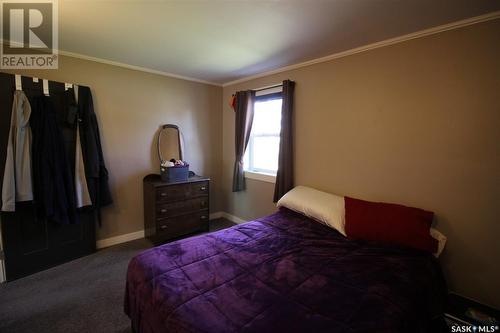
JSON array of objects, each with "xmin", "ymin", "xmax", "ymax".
[{"xmin": 243, "ymin": 90, "xmax": 282, "ymax": 181}]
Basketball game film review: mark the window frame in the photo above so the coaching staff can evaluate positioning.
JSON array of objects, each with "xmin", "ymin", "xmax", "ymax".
[{"xmin": 244, "ymin": 90, "xmax": 282, "ymax": 183}]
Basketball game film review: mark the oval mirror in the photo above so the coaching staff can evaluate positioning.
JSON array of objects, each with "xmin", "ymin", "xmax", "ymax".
[{"xmin": 157, "ymin": 124, "xmax": 183, "ymax": 163}]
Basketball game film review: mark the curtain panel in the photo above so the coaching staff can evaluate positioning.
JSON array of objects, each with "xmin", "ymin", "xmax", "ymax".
[
  {"xmin": 232, "ymin": 90, "xmax": 255, "ymax": 192},
  {"xmin": 273, "ymin": 80, "xmax": 295, "ymax": 202}
]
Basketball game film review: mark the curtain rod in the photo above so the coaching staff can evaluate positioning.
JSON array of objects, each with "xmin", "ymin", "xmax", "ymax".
[{"xmin": 252, "ymin": 83, "xmax": 283, "ymax": 92}]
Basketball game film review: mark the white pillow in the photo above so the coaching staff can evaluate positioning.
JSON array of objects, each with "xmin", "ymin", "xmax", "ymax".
[
  {"xmin": 430, "ymin": 228, "xmax": 447, "ymax": 257},
  {"xmin": 277, "ymin": 186, "xmax": 346, "ymax": 236}
]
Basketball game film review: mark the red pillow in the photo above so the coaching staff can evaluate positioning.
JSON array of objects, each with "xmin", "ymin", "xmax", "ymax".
[{"xmin": 344, "ymin": 197, "xmax": 438, "ymax": 253}]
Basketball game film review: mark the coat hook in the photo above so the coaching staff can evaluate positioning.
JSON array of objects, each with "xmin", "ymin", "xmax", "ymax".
[
  {"xmin": 15, "ymin": 74, "xmax": 22, "ymax": 91},
  {"xmin": 43, "ymin": 79, "xmax": 50, "ymax": 96}
]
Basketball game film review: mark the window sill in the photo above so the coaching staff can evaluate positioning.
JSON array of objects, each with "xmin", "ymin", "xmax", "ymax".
[{"xmin": 244, "ymin": 171, "xmax": 276, "ymax": 184}]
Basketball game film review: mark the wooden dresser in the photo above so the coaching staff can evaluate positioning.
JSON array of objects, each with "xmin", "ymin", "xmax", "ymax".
[{"xmin": 143, "ymin": 174, "xmax": 210, "ymax": 243}]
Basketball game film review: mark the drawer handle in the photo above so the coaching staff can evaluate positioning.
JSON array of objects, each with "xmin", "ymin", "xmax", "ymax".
[
  {"xmin": 200, "ymin": 186, "xmax": 207, "ymax": 191},
  {"xmin": 200, "ymin": 201, "xmax": 206, "ymax": 207},
  {"xmin": 160, "ymin": 209, "xmax": 167, "ymax": 213},
  {"xmin": 200, "ymin": 215, "xmax": 208, "ymax": 220},
  {"xmin": 160, "ymin": 192, "xmax": 167, "ymax": 197},
  {"xmin": 160, "ymin": 225, "xmax": 167, "ymax": 230}
]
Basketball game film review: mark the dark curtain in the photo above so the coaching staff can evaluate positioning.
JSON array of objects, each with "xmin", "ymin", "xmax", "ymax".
[
  {"xmin": 273, "ymin": 80, "xmax": 295, "ymax": 202},
  {"xmin": 232, "ymin": 90, "xmax": 255, "ymax": 192}
]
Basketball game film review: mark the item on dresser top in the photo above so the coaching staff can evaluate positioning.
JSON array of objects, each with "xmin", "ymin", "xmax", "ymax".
[
  {"xmin": 157, "ymin": 124, "xmax": 186, "ymax": 182},
  {"xmin": 168, "ymin": 158, "xmax": 185, "ymax": 166},
  {"xmin": 161, "ymin": 159, "xmax": 186, "ymax": 168},
  {"xmin": 157, "ymin": 124, "xmax": 183, "ymax": 161},
  {"xmin": 160, "ymin": 158, "xmax": 189, "ymax": 182},
  {"xmin": 160, "ymin": 163, "xmax": 189, "ymax": 182},
  {"xmin": 161, "ymin": 160, "xmax": 175, "ymax": 167},
  {"xmin": 1, "ymin": 90, "xmax": 33, "ymax": 212},
  {"xmin": 143, "ymin": 174, "xmax": 209, "ymax": 244}
]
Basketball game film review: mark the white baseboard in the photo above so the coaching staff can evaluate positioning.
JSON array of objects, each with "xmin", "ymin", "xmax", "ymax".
[
  {"xmin": 95, "ymin": 211, "xmax": 245, "ymax": 249},
  {"xmin": 96, "ymin": 230, "xmax": 145, "ymax": 249},
  {"xmin": 220, "ymin": 212, "xmax": 247, "ymax": 224},
  {"xmin": 209, "ymin": 211, "xmax": 247, "ymax": 224},
  {"xmin": 209, "ymin": 211, "xmax": 223, "ymax": 220}
]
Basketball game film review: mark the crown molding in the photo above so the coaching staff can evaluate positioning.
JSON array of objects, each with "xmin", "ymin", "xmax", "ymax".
[
  {"xmin": 0, "ymin": 39, "xmax": 221, "ymax": 86},
  {"xmin": 58, "ymin": 50, "xmax": 222, "ymax": 86},
  {"xmin": 222, "ymin": 11, "xmax": 500, "ymax": 87},
  {"xmin": 2, "ymin": 10, "xmax": 498, "ymax": 88}
]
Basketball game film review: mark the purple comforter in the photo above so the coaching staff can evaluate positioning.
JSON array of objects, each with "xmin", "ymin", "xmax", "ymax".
[{"xmin": 125, "ymin": 208, "xmax": 446, "ymax": 333}]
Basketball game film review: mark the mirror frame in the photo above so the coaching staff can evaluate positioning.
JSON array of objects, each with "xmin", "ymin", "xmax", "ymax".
[{"xmin": 157, "ymin": 124, "xmax": 183, "ymax": 162}]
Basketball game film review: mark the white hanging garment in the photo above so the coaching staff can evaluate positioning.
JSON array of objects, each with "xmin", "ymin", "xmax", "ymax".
[
  {"xmin": 1, "ymin": 90, "xmax": 33, "ymax": 211},
  {"xmin": 73, "ymin": 85, "xmax": 92, "ymax": 208}
]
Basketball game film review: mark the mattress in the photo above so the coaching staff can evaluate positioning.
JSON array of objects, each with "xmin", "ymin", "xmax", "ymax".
[{"xmin": 125, "ymin": 208, "xmax": 446, "ymax": 332}]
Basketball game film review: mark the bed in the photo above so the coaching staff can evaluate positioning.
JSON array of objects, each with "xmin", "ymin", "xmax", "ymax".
[{"xmin": 125, "ymin": 207, "xmax": 446, "ymax": 333}]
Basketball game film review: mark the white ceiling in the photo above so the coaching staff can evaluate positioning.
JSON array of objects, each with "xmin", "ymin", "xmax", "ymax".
[{"xmin": 58, "ymin": 0, "xmax": 500, "ymax": 85}]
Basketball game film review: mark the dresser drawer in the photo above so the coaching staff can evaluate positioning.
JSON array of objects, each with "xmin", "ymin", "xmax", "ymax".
[
  {"xmin": 156, "ymin": 197, "xmax": 208, "ymax": 219},
  {"xmin": 156, "ymin": 211, "xmax": 209, "ymax": 239},
  {"xmin": 156, "ymin": 181, "xmax": 209, "ymax": 202},
  {"xmin": 156, "ymin": 185, "xmax": 188, "ymax": 202},
  {"xmin": 188, "ymin": 181, "xmax": 209, "ymax": 198}
]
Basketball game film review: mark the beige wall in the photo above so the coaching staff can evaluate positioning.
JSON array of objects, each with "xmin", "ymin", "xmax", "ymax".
[
  {"xmin": 222, "ymin": 19, "xmax": 500, "ymax": 307},
  {"xmin": 2, "ymin": 55, "xmax": 223, "ymax": 241}
]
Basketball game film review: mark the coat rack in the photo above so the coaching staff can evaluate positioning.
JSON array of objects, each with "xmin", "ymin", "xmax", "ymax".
[
  {"xmin": 13, "ymin": 73, "xmax": 77, "ymax": 96},
  {"xmin": 0, "ymin": 71, "xmax": 97, "ymax": 281}
]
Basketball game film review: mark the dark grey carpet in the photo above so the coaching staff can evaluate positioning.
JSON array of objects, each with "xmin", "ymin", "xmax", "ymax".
[{"xmin": 0, "ymin": 218, "xmax": 235, "ymax": 333}]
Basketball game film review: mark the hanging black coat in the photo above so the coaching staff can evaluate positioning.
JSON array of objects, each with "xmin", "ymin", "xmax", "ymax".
[
  {"xmin": 30, "ymin": 96, "xmax": 77, "ymax": 225},
  {"xmin": 76, "ymin": 86, "xmax": 112, "ymax": 221}
]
